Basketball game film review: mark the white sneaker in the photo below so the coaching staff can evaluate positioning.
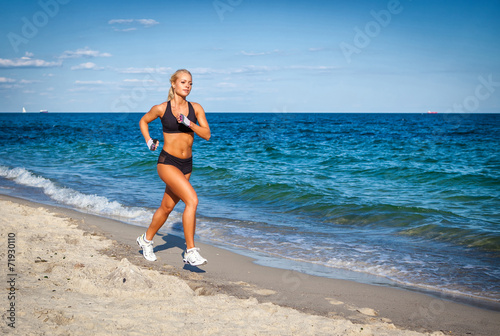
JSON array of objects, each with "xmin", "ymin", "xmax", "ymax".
[
  {"xmin": 136, "ymin": 233, "xmax": 157, "ymax": 261},
  {"xmin": 183, "ymin": 247, "xmax": 207, "ymax": 266}
]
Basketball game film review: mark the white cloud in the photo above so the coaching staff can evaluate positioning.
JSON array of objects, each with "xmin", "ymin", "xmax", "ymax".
[
  {"xmin": 119, "ymin": 79, "xmax": 163, "ymax": 89},
  {"xmin": 119, "ymin": 65, "xmax": 318, "ymax": 78},
  {"xmin": 239, "ymin": 49, "xmax": 282, "ymax": 56},
  {"xmin": 19, "ymin": 79, "xmax": 40, "ymax": 84},
  {"xmin": 231, "ymin": 65, "xmax": 278, "ymax": 74},
  {"xmin": 118, "ymin": 27, "xmax": 137, "ymax": 32},
  {"xmin": 215, "ymin": 82, "xmax": 237, "ymax": 88},
  {"xmin": 0, "ymin": 52, "xmax": 62, "ymax": 68},
  {"xmin": 188, "ymin": 66, "xmax": 275, "ymax": 76},
  {"xmin": 123, "ymin": 79, "xmax": 157, "ymax": 84},
  {"xmin": 119, "ymin": 66, "xmax": 171, "ymax": 74},
  {"xmin": 108, "ymin": 19, "xmax": 134, "ymax": 24},
  {"xmin": 110, "ymin": 65, "xmax": 336, "ymax": 86},
  {"xmin": 287, "ymin": 65, "xmax": 337, "ymax": 71},
  {"xmin": 180, "ymin": 65, "xmax": 335, "ymax": 77},
  {"xmin": 190, "ymin": 67, "xmax": 221, "ymax": 75},
  {"xmin": 74, "ymin": 80, "xmax": 107, "ymax": 85},
  {"xmin": 136, "ymin": 19, "xmax": 159, "ymax": 27},
  {"xmin": 109, "ymin": 19, "xmax": 159, "ymax": 31},
  {"xmin": 308, "ymin": 47, "xmax": 331, "ymax": 52},
  {"xmin": 0, "ymin": 77, "xmax": 40, "ymax": 88},
  {"xmin": 0, "ymin": 77, "xmax": 15, "ymax": 83},
  {"xmin": 71, "ymin": 62, "xmax": 105, "ymax": 70},
  {"xmin": 59, "ymin": 47, "xmax": 112, "ymax": 59}
]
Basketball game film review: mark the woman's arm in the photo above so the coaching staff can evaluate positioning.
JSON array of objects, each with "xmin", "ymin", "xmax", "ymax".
[
  {"xmin": 139, "ymin": 104, "xmax": 164, "ymax": 146},
  {"xmin": 190, "ymin": 103, "xmax": 211, "ymax": 141}
]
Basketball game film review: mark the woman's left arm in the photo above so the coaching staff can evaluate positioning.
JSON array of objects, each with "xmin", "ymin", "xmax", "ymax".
[{"xmin": 190, "ymin": 103, "xmax": 211, "ymax": 141}]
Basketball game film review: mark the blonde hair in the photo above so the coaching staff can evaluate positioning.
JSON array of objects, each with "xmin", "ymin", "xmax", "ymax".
[{"xmin": 167, "ymin": 69, "xmax": 192, "ymax": 101}]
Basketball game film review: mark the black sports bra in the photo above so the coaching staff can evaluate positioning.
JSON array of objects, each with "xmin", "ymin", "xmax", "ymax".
[{"xmin": 161, "ymin": 101, "xmax": 197, "ymax": 133}]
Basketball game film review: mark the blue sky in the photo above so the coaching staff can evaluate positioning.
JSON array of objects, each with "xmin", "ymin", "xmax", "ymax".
[{"xmin": 1, "ymin": 0, "xmax": 499, "ymax": 112}]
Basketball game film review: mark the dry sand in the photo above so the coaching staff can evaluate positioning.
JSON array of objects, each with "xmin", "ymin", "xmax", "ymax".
[{"xmin": 1, "ymin": 195, "xmax": 498, "ymax": 335}]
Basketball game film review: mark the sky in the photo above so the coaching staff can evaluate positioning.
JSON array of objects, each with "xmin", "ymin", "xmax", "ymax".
[{"xmin": 0, "ymin": 0, "xmax": 499, "ymax": 113}]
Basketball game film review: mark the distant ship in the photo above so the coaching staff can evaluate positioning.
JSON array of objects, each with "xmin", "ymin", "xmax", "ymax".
[
  {"xmin": 427, "ymin": 110, "xmax": 438, "ymax": 114},
  {"xmin": 22, "ymin": 107, "xmax": 26, "ymax": 113},
  {"xmin": 40, "ymin": 110, "xmax": 48, "ymax": 113}
]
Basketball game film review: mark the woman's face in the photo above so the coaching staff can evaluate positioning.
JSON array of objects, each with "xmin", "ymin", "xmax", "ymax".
[{"xmin": 173, "ymin": 73, "xmax": 192, "ymax": 98}]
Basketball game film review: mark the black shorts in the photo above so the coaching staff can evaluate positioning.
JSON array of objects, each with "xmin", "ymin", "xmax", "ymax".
[{"xmin": 157, "ymin": 150, "xmax": 193, "ymax": 175}]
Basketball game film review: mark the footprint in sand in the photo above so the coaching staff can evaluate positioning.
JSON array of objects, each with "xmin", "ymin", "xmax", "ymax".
[
  {"xmin": 251, "ymin": 289, "xmax": 276, "ymax": 296},
  {"xmin": 325, "ymin": 298, "xmax": 378, "ymax": 318},
  {"xmin": 232, "ymin": 282, "xmax": 276, "ymax": 296},
  {"xmin": 356, "ymin": 307, "xmax": 378, "ymax": 316},
  {"xmin": 232, "ymin": 281, "xmax": 251, "ymax": 287},
  {"xmin": 325, "ymin": 298, "xmax": 344, "ymax": 305}
]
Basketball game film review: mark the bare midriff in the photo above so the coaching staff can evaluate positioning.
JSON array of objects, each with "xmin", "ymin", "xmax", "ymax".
[{"xmin": 162, "ymin": 132, "xmax": 194, "ymax": 159}]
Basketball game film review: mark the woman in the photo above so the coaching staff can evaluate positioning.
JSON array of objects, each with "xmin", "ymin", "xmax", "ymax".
[{"xmin": 137, "ymin": 69, "xmax": 211, "ymax": 266}]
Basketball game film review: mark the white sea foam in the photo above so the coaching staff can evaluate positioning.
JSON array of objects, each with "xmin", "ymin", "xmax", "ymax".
[{"xmin": 0, "ymin": 166, "xmax": 154, "ymax": 225}]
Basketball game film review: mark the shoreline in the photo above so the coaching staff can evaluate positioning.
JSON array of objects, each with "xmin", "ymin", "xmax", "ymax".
[
  {"xmin": 2, "ymin": 194, "xmax": 499, "ymax": 335},
  {"xmin": 197, "ymin": 227, "xmax": 500, "ymax": 312}
]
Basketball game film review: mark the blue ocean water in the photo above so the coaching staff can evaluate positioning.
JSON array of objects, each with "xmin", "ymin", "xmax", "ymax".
[{"xmin": 1, "ymin": 112, "xmax": 499, "ymax": 304}]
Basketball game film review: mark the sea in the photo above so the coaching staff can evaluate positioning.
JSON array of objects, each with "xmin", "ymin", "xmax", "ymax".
[{"xmin": 1, "ymin": 112, "xmax": 499, "ymax": 308}]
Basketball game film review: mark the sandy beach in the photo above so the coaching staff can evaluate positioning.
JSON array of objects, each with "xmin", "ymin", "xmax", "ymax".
[{"xmin": 1, "ymin": 194, "xmax": 499, "ymax": 336}]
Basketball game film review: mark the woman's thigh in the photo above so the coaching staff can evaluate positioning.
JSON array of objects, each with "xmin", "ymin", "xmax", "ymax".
[
  {"xmin": 160, "ymin": 184, "xmax": 180, "ymax": 211},
  {"xmin": 157, "ymin": 164, "xmax": 197, "ymax": 204}
]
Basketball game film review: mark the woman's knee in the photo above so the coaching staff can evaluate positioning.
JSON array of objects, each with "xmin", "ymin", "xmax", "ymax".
[
  {"xmin": 162, "ymin": 206, "xmax": 174, "ymax": 215},
  {"xmin": 184, "ymin": 194, "xmax": 199, "ymax": 209},
  {"xmin": 159, "ymin": 201, "xmax": 176, "ymax": 214}
]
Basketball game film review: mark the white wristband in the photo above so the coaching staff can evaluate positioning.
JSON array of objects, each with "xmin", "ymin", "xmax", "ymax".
[{"xmin": 147, "ymin": 138, "xmax": 158, "ymax": 151}]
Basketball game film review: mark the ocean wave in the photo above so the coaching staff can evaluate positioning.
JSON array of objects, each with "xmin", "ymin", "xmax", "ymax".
[
  {"xmin": 399, "ymin": 224, "xmax": 500, "ymax": 251},
  {"xmin": 197, "ymin": 220, "xmax": 500, "ymax": 301},
  {"xmin": 0, "ymin": 165, "xmax": 153, "ymax": 225}
]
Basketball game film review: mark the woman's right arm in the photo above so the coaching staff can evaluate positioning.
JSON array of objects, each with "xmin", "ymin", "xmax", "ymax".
[
  {"xmin": 139, "ymin": 104, "xmax": 163, "ymax": 144},
  {"xmin": 139, "ymin": 104, "xmax": 165, "ymax": 151}
]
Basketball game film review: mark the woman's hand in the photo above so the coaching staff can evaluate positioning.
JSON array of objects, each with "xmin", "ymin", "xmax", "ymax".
[
  {"xmin": 147, "ymin": 138, "xmax": 159, "ymax": 151},
  {"xmin": 177, "ymin": 114, "xmax": 191, "ymax": 128}
]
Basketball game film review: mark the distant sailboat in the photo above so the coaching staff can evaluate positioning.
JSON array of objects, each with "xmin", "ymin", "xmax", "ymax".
[
  {"xmin": 22, "ymin": 107, "xmax": 26, "ymax": 113},
  {"xmin": 40, "ymin": 109, "xmax": 48, "ymax": 113}
]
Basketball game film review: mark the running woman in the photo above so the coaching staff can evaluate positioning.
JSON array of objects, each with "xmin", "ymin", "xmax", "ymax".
[{"xmin": 137, "ymin": 69, "xmax": 211, "ymax": 266}]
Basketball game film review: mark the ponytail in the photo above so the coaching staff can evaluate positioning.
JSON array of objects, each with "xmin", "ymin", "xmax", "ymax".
[{"xmin": 167, "ymin": 86, "xmax": 175, "ymax": 101}]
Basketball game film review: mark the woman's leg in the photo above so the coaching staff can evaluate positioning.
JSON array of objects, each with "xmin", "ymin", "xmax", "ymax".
[
  {"xmin": 157, "ymin": 164, "xmax": 198, "ymax": 249},
  {"xmin": 145, "ymin": 185, "xmax": 180, "ymax": 241}
]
